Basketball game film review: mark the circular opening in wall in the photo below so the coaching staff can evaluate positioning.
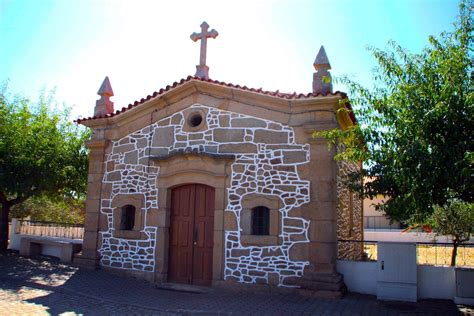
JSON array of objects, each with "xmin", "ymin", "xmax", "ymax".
[{"xmin": 188, "ymin": 113, "xmax": 203, "ymax": 128}]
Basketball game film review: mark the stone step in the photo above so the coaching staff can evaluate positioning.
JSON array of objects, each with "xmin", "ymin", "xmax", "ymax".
[
  {"xmin": 297, "ymin": 289, "xmax": 344, "ymax": 300},
  {"xmin": 302, "ymin": 272, "xmax": 344, "ymax": 284},
  {"xmin": 155, "ymin": 282, "xmax": 214, "ymax": 294},
  {"xmin": 72, "ymin": 252, "xmax": 99, "ymax": 270},
  {"xmin": 299, "ymin": 279, "xmax": 345, "ymax": 292}
]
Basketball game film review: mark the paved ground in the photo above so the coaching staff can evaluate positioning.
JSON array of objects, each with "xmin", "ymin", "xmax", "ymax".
[{"xmin": 0, "ymin": 251, "xmax": 472, "ymax": 316}]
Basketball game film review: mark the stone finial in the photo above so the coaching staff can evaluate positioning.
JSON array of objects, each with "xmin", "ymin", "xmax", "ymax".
[
  {"xmin": 312, "ymin": 46, "xmax": 333, "ymax": 94},
  {"xmin": 98, "ymin": 76, "xmax": 114, "ymax": 97},
  {"xmin": 94, "ymin": 76, "xmax": 114, "ymax": 117},
  {"xmin": 190, "ymin": 21, "xmax": 219, "ymax": 80}
]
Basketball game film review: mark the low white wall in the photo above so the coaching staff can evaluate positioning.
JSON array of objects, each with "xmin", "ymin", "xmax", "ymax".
[
  {"xmin": 9, "ymin": 219, "xmax": 82, "ymax": 260},
  {"xmin": 337, "ymin": 260, "xmax": 377, "ymax": 295},
  {"xmin": 365, "ymin": 230, "xmax": 452, "ymax": 243},
  {"xmin": 455, "ymin": 268, "xmax": 474, "ymax": 305},
  {"xmin": 364, "ymin": 230, "xmax": 474, "ymax": 243},
  {"xmin": 418, "ymin": 265, "xmax": 455, "ymax": 299},
  {"xmin": 9, "ymin": 219, "xmax": 21, "ymax": 250},
  {"xmin": 41, "ymin": 244, "xmax": 62, "ymax": 258},
  {"xmin": 337, "ymin": 260, "xmax": 461, "ymax": 300}
]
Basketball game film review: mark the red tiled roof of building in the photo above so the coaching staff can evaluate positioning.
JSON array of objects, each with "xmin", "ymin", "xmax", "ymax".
[{"xmin": 76, "ymin": 75, "xmax": 354, "ymax": 124}]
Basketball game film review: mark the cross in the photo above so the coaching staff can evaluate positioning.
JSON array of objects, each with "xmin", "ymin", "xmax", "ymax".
[{"xmin": 190, "ymin": 21, "xmax": 218, "ymax": 79}]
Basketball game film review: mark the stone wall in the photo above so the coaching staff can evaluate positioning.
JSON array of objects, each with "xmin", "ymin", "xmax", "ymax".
[
  {"xmin": 99, "ymin": 141, "xmax": 158, "ymax": 271},
  {"xmin": 98, "ymin": 104, "xmax": 311, "ymax": 286},
  {"xmin": 336, "ymin": 158, "xmax": 364, "ymax": 260}
]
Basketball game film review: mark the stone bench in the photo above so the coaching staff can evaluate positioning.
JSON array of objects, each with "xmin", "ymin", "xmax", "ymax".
[{"xmin": 19, "ymin": 236, "xmax": 82, "ymax": 263}]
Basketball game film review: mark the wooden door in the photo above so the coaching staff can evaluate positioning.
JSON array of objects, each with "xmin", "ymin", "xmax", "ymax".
[
  {"xmin": 168, "ymin": 184, "xmax": 195, "ymax": 284},
  {"xmin": 191, "ymin": 184, "xmax": 215, "ymax": 286},
  {"xmin": 168, "ymin": 184, "xmax": 214, "ymax": 286}
]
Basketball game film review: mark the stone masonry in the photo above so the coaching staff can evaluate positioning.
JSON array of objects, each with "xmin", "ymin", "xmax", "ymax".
[
  {"xmin": 336, "ymin": 157, "xmax": 363, "ymax": 260},
  {"xmin": 77, "ymin": 41, "xmax": 362, "ymax": 295},
  {"xmin": 99, "ymin": 104, "xmax": 311, "ymax": 286}
]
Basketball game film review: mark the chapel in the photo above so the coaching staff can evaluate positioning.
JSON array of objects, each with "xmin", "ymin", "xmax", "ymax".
[{"xmin": 75, "ymin": 22, "xmax": 363, "ymax": 297}]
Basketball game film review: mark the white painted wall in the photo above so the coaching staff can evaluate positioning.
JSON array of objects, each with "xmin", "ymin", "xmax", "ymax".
[
  {"xmin": 8, "ymin": 219, "xmax": 21, "ymax": 250},
  {"xmin": 337, "ymin": 260, "xmax": 474, "ymax": 304},
  {"xmin": 41, "ymin": 244, "xmax": 62, "ymax": 258},
  {"xmin": 337, "ymin": 260, "xmax": 377, "ymax": 295},
  {"xmin": 337, "ymin": 260, "xmax": 460, "ymax": 300},
  {"xmin": 418, "ymin": 265, "xmax": 455, "ymax": 299},
  {"xmin": 9, "ymin": 219, "xmax": 82, "ymax": 260}
]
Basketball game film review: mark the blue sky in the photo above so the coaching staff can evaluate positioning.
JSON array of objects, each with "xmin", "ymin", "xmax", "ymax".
[{"xmin": 0, "ymin": 0, "xmax": 460, "ymax": 119}]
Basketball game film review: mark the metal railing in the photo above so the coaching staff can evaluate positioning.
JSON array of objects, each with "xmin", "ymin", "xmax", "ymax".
[
  {"xmin": 15, "ymin": 220, "xmax": 84, "ymax": 240},
  {"xmin": 338, "ymin": 239, "xmax": 378, "ymax": 261},
  {"xmin": 416, "ymin": 242, "xmax": 474, "ymax": 267},
  {"xmin": 363, "ymin": 216, "xmax": 402, "ymax": 230},
  {"xmin": 338, "ymin": 239, "xmax": 474, "ymax": 267}
]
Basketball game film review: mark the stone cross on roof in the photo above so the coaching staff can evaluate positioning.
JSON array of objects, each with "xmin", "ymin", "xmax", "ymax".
[{"xmin": 190, "ymin": 21, "xmax": 218, "ymax": 80}]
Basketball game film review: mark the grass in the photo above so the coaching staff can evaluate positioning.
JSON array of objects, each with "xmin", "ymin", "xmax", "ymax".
[{"xmin": 363, "ymin": 243, "xmax": 474, "ymax": 267}]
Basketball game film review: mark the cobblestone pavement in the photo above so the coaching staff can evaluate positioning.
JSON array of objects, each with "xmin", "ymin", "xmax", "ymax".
[{"xmin": 0, "ymin": 251, "xmax": 472, "ymax": 316}]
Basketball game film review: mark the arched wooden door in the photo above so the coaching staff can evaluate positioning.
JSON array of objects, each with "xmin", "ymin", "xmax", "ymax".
[{"xmin": 168, "ymin": 184, "xmax": 214, "ymax": 286}]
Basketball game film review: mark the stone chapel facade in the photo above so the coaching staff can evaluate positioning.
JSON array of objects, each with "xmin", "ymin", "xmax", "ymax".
[{"xmin": 75, "ymin": 24, "xmax": 362, "ymax": 297}]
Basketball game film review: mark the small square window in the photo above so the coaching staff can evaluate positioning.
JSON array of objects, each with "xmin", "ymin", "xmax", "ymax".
[
  {"xmin": 120, "ymin": 205, "xmax": 136, "ymax": 231},
  {"xmin": 252, "ymin": 206, "xmax": 270, "ymax": 235}
]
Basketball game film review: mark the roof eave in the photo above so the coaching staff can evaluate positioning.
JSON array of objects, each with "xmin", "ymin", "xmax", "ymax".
[{"xmin": 77, "ymin": 77, "xmax": 352, "ymax": 126}]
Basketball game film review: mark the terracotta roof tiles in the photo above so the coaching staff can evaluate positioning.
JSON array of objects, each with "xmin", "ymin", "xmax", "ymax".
[{"xmin": 76, "ymin": 76, "xmax": 351, "ymax": 124}]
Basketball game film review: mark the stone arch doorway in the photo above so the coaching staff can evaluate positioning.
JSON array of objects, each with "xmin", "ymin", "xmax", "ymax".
[
  {"xmin": 153, "ymin": 153, "xmax": 233, "ymax": 286},
  {"xmin": 168, "ymin": 183, "xmax": 215, "ymax": 286}
]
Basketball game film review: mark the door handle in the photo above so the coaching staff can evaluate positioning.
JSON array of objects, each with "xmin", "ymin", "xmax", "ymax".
[
  {"xmin": 193, "ymin": 229, "xmax": 198, "ymax": 246},
  {"xmin": 381, "ymin": 260, "xmax": 384, "ymax": 270}
]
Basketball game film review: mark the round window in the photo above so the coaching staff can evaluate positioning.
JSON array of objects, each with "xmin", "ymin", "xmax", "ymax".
[{"xmin": 188, "ymin": 113, "xmax": 203, "ymax": 128}]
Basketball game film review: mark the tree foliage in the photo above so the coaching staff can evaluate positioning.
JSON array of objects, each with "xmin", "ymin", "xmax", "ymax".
[
  {"xmin": 11, "ymin": 194, "xmax": 85, "ymax": 224},
  {"xmin": 316, "ymin": 1, "xmax": 473, "ymax": 227},
  {"xmin": 429, "ymin": 199, "xmax": 474, "ymax": 265},
  {"xmin": 0, "ymin": 86, "xmax": 89, "ymax": 249}
]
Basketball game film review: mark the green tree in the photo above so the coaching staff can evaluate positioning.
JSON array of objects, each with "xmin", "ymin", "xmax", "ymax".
[
  {"xmin": 0, "ymin": 86, "xmax": 89, "ymax": 250},
  {"xmin": 11, "ymin": 194, "xmax": 85, "ymax": 224},
  {"xmin": 316, "ymin": 2, "xmax": 472, "ymax": 233},
  {"xmin": 429, "ymin": 199, "xmax": 474, "ymax": 266}
]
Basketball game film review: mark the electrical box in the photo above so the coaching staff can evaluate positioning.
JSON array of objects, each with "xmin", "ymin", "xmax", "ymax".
[{"xmin": 377, "ymin": 242, "xmax": 417, "ymax": 302}]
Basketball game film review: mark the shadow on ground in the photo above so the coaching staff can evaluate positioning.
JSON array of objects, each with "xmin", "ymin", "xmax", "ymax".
[{"xmin": 0, "ymin": 250, "xmax": 470, "ymax": 316}]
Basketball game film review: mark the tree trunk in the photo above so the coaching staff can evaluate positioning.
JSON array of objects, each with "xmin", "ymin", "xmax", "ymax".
[
  {"xmin": 0, "ymin": 202, "xmax": 10, "ymax": 251},
  {"xmin": 451, "ymin": 242, "xmax": 459, "ymax": 266}
]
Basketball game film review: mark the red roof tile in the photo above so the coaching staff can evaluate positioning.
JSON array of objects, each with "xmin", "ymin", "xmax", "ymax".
[{"xmin": 76, "ymin": 76, "xmax": 353, "ymax": 124}]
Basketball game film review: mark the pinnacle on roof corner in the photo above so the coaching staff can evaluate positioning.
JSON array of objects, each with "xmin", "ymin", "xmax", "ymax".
[
  {"xmin": 313, "ymin": 45, "xmax": 331, "ymax": 70},
  {"xmin": 94, "ymin": 76, "xmax": 114, "ymax": 117},
  {"xmin": 98, "ymin": 76, "xmax": 114, "ymax": 97},
  {"xmin": 313, "ymin": 45, "xmax": 333, "ymax": 94}
]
